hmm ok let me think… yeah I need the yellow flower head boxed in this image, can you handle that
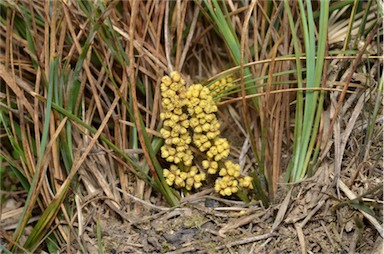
[194,182,203,189]
[208,75,235,100]
[175,177,185,187]
[162,76,172,86]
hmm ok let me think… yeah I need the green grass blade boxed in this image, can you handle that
[285,0,329,181]
[12,57,58,249]
[201,0,259,109]
[23,181,70,250]
[295,0,317,181]
[365,72,383,148]
[305,0,329,175]
[0,153,30,190]
[283,0,305,181]
[0,244,13,254]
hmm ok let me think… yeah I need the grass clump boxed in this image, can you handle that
[0,0,381,252]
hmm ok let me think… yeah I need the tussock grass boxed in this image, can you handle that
[0,0,382,252]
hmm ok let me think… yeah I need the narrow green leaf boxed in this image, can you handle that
[16,58,58,250]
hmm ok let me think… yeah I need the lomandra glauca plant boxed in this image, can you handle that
[284,0,329,182]
[159,72,253,200]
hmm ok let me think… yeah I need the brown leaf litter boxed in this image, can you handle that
[72,158,382,254]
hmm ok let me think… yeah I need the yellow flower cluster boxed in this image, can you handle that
[239,175,253,189]
[206,137,230,161]
[214,161,253,196]
[163,165,206,190]
[185,84,230,161]
[159,71,253,197]
[160,72,193,166]
[208,75,235,98]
